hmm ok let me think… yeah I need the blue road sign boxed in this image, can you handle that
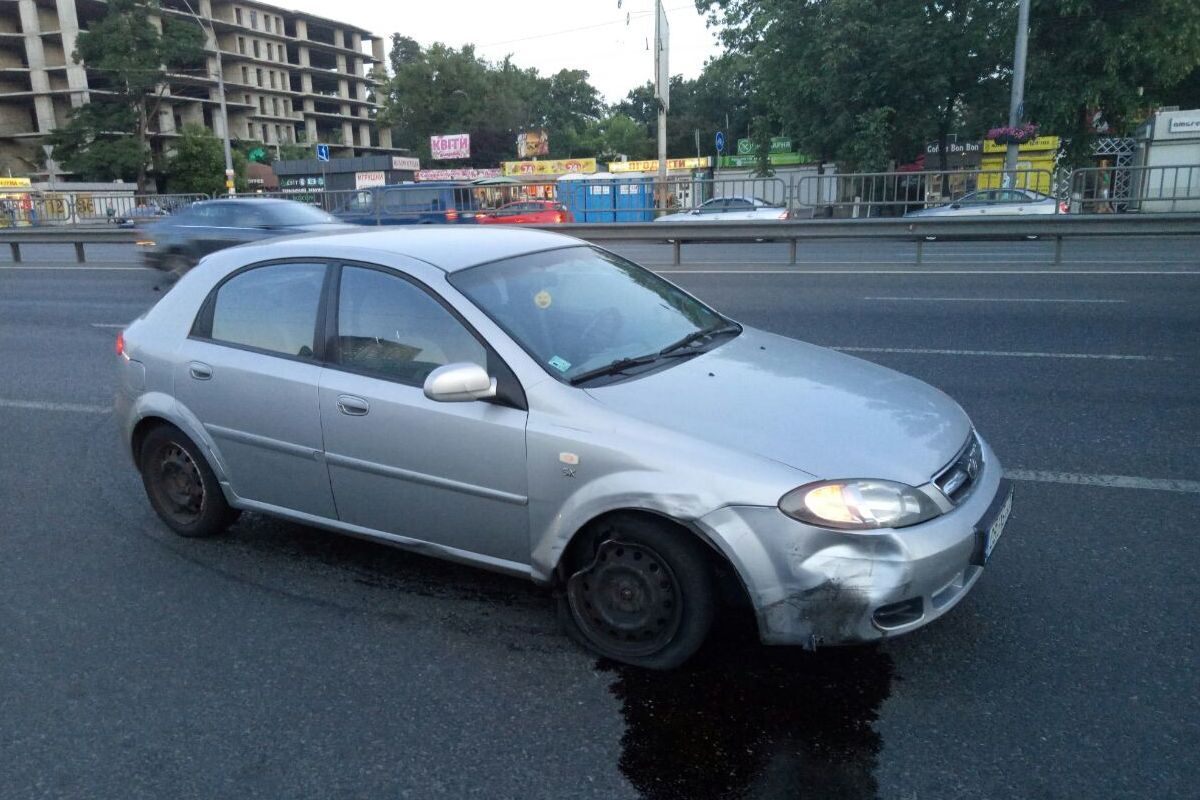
[316,143,330,162]
[715,131,726,153]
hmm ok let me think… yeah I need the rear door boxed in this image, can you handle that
[175,260,336,518]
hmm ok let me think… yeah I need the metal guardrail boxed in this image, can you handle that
[0,226,136,263]
[2,213,1198,267]
[538,213,1200,265]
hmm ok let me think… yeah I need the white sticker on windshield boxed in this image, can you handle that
[548,356,571,372]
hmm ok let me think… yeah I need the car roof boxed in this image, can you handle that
[231,226,582,273]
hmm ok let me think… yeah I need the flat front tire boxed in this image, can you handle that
[139,425,238,538]
[559,515,715,670]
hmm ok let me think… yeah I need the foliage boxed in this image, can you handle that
[377,40,603,164]
[47,0,205,190]
[1025,0,1200,164]
[163,126,247,195]
[702,0,1200,168]
[749,116,775,177]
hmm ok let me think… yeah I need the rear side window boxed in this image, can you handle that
[206,263,326,358]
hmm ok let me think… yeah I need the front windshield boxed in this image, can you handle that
[449,246,729,383]
[266,203,339,225]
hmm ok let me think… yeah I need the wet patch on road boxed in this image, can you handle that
[603,619,893,800]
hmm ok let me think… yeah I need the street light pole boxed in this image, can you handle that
[1003,0,1031,188]
[180,0,235,195]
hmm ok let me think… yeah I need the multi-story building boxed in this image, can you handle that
[0,0,395,178]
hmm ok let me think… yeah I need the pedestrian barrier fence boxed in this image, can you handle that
[1068,164,1200,214]
[0,192,208,227]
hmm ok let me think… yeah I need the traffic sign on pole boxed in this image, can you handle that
[316,144,330,162]
[715,131,726,154]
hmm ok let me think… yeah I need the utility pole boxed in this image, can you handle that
[1003,0,1031,188]
[654,0,668,209]
[181,0,235,195]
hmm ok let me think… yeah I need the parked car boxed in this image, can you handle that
[331,182,481,225]
[655,196,792,222]
[116,227,1011,669]
[477,200,574,225]
[904,188,1068,217]
[137,198,349,276]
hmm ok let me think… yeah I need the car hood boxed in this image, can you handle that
[584,327,971,486]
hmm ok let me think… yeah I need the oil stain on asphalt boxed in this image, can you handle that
[603,622,894,800]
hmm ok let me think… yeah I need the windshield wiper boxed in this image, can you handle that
[658,321,742,356]
[568,354,661,386]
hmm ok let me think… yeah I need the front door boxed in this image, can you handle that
[174,260,336,519]
[318,263,530,566]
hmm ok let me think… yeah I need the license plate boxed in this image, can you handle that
[984,489,1013,561]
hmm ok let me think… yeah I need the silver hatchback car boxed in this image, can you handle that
[116,228,1012,668]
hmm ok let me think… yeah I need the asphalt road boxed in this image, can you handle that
[1,240,1197,799]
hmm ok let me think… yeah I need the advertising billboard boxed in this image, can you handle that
[431,133,471,160]
[391,156,421,171]
[502,158,597,177]
[516,130,550,158]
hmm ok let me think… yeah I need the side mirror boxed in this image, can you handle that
[423,362,497,403]
[690,209,702,215]
[950,203,961,209]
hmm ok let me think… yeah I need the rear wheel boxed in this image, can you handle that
[140,426,238,538]
[559,515,715,669]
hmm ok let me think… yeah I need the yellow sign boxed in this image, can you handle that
[982,135,1060,154]
[0,177,32,188]
[607,157,712,173]
[502,158,597,177]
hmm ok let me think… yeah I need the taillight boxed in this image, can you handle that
[115,331,125,357]
[446,209,459,222]
[1058,201,1069,214]
[777,210,790,220]
[555,212,564,223]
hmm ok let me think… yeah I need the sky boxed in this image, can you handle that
[280,0,723,103]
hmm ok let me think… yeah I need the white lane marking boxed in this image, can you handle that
[89,323,127,328]
[831,346,1171,361]
[862,296,1125,303]
[0,398,109,414]
[1007,469,1200,494]
[0,265,149,271]
[657,269,1200,275]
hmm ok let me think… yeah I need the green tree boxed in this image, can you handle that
[377,38,607,165]
[47,0,205,190]
[1025,0,1200,164]
[163,126,246,195]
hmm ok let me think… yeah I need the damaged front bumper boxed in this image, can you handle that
[695,445,1009,647]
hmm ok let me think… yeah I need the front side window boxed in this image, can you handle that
[335,266,486,385]
[449,246,729,384]
[208,263,325,358]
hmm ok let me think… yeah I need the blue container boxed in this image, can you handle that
[556,173,589,221]
[580,173,617,223]
[614,174,653,222]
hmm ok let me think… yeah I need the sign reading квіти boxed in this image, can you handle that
[431,134,470,160]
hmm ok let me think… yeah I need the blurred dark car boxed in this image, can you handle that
[477,200,574,225]
[137,198,350,276]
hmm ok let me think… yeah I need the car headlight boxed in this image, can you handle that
[779,479,941,530]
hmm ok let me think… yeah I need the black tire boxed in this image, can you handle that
[139,425,239,538]
[558,514,715,670]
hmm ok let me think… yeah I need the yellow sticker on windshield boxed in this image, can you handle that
[534,290,552,309]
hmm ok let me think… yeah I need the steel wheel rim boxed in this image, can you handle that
[567,539,684,658]
[154,443,205,525]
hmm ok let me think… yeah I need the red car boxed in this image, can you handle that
[477,200,574,224]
